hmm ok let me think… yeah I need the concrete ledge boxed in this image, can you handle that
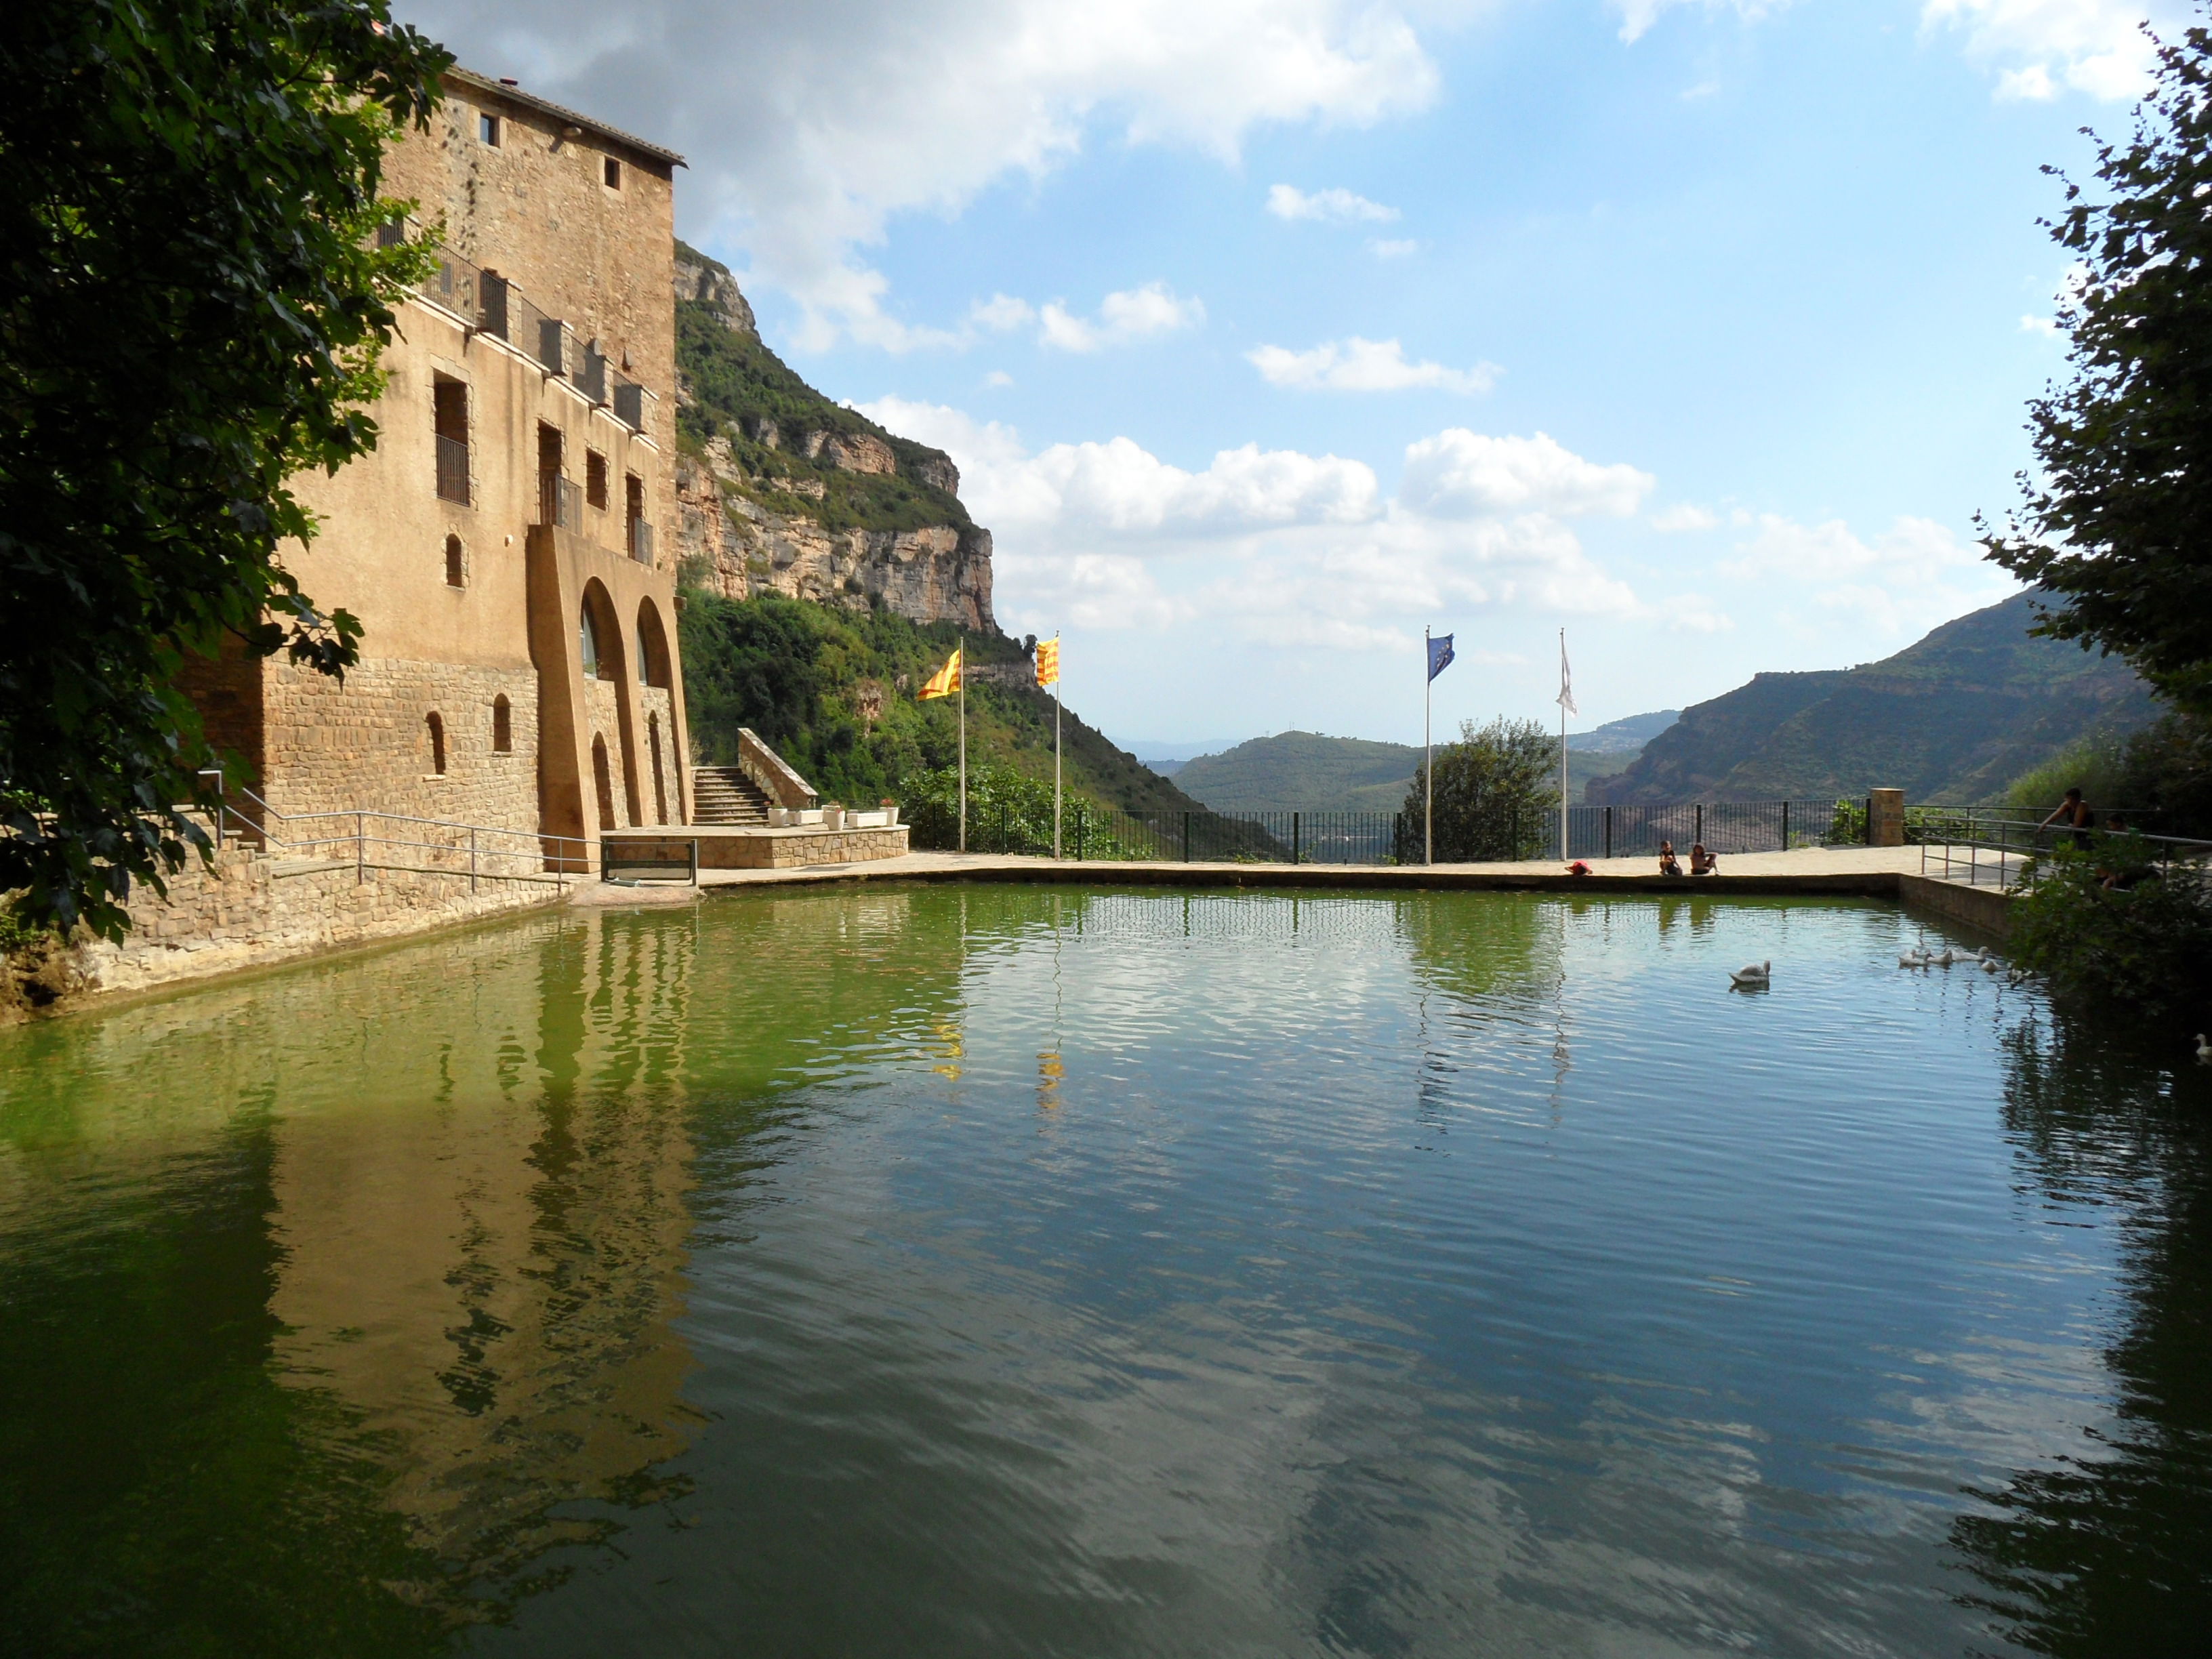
[1898,872,2015,938]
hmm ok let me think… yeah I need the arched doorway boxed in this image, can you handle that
[592,733,617,834]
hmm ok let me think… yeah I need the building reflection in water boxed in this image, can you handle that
[1950,1017,2212,1655]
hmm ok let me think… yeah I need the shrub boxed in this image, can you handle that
[1402,718,1558,861]
[2009,836,2212,1026]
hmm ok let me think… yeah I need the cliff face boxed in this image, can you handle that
[670,243,996,633]
[674,447,996,630]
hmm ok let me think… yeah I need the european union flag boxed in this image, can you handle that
[1427,633,1455,682]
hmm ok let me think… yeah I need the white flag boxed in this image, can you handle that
[1557,629,1577,718]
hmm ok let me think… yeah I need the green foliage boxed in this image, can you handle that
[1176,731,1418,813]
[1984,25,2212,715]
[2005,712,2212,839]
[903,764,1061,853]
[677,592,1206,817]
[1829,797,1868,844]
[0,0,451,939]
[675,299,970,534]
[1404,718,1561,861]
[2010,838,2212,1025]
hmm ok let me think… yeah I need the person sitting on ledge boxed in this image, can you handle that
[1690,842,1719,876]
[1658,840,1683,876]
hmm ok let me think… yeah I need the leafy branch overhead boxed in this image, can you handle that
[0,0,451,938]
[1984,19,2212,715]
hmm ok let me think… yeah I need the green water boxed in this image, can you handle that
[1,886,2209,1657]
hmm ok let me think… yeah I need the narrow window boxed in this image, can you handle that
[604,156,621,190]
[625,472,649,562]
[426,712,447,777]
[492,695,512,754]
[444,534,465,588]
[479,112,501,146]
[434,377,469,504]
[586,449,609,510]
[537,423,565,527]
[579,602,604,679]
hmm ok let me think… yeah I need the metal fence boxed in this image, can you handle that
[1918,814,2212,893]
[209,783,597,886]
[914,797,1877,865]
[435,433,470,504]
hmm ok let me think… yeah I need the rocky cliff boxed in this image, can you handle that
[670,243,996,632]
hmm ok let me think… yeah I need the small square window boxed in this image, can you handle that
[479,112,500,146]
[604,157,621,189]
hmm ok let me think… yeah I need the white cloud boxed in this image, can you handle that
[1400,430,1654,519]
[1922,1,2190,102]
[970,293,1037,332]
[1368,237,1420,258]
[855,398,1652,640]
[983,369,1015,387]
[400,0,1443,350]
[1612,1,1786,46]
[1651,502,1719,532]
[1247,337,1498,393]
[1038,283,1206,352]
[1266,182,1400,222]
[1719,512,2015,635]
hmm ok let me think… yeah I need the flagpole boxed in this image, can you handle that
[1559,628,1569,863]
[1424,627,1433,867]
[958,632,967,855]
[1052,636,1063,861]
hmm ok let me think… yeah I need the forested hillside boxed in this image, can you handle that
[1591,594,2153,804]
[680,593,1204,816]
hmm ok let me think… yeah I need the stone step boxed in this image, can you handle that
[692,764,773,826]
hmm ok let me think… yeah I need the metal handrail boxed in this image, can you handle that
[209,785,600,889]
[1919,815,2212,892]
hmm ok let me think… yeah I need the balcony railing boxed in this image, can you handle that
[628,515,655,566]
[435,434,470,504]
[576,345,609,405]
[539,472,583,530]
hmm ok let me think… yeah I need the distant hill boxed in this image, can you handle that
[1176,732,1420,813]
[1174,727,1650,814]
[1589,593,2154,806]
[1569,710,1678,754]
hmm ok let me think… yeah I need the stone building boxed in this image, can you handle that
[184,69,691,859]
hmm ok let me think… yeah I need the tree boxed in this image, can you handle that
[0,1,452,939]
[1403,718,1559,863]
[1984,19,2212,715]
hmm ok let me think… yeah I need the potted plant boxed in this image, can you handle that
[880,797,899,827]
[822,801,843,830]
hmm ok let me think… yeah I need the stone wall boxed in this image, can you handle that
[252,657,543,836]
[80,845,569,999]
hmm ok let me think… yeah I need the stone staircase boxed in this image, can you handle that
[691,764,773,825]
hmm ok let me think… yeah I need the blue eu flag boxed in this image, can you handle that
[1427,633,1455,682]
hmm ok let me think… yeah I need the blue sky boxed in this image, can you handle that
[398,0,2186,745]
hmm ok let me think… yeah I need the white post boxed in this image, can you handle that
[958,633,967,855]
[1424,627,1433,867]
[1558,627,1570,863]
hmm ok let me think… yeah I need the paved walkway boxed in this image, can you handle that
[574,843,1968,903]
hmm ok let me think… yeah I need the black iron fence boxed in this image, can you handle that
[435,433,470,504]
[913,797,1878,865]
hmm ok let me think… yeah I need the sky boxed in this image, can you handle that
[394,0,2189,745]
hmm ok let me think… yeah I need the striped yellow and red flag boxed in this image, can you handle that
[1034,635,1059,688]
[918,647,962,700]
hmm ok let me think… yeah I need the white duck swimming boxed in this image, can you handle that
[1729,960,1771,988]
[1899,949,1931,969]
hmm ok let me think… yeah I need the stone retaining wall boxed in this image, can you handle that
[79,845,567,998]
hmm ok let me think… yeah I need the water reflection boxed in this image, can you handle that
[1950,1019,2212,1655]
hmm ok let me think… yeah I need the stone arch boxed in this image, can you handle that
[491,694,512,754]
[578,581,623,681]
[635,597,672,688]
[426,711,447,776]
[579,577,642,825]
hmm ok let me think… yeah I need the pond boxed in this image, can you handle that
[1,886,2208,1656]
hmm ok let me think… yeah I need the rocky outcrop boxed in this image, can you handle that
[675,246,756,339]
[675,449,996,631]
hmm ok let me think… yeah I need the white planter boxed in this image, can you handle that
[766,806,788,827]
[823,806,844,830]
[790,808,824,827]
[879,806,900,827]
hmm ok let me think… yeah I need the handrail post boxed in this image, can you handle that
[356,811,365,884]
[1780,800,1788,852]
[470,827,478,894]
[1292,812,1300,867]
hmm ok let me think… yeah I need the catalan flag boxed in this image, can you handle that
[918,647,962,701]
[1034,636,1059,688]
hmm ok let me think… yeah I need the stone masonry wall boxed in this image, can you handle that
[81,845,568,999]
[255,658,542,836]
